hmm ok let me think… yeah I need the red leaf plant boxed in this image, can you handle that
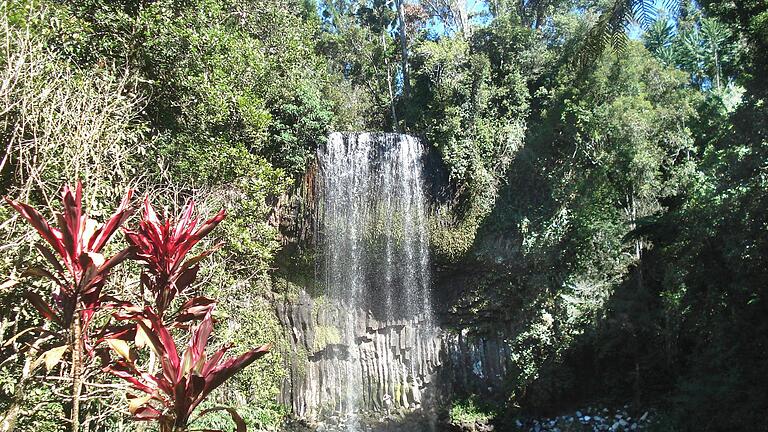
[5,182,134,432]
[124,197,225,316]
[103,305,271,432]
[4,182,134,333]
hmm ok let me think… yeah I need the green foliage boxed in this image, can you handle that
[492,40,697,279]
[32,0,340,179]
[0,367,65,432]
[200,292,288,429]
[645,13,740,90]
[443,27,703,420]
[409,19,539,261]
[431,2,768,429]
[312,325,342,353]
[449,395,497,425]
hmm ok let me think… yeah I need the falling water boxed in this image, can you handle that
[316,132,437,430]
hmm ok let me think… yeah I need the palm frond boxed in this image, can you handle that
[632,0,658,28]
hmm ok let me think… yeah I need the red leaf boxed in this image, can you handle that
[180,244,222,271]
[174,296,216,327]
[174,375,191,424]
[89,189,134,252]
[98,247,134,275]
[24,291,62,326]
[77,252,104,291]
[21,266,65,287]
[194,344,271,410]
[58,183,82,262]
[133,405,163,420]
[34,243,65,276]
[145,308,180,371]
[176,296,216,316]
[125,199,226,317]
[192,209,226,242]
[174,264,199,296]
[4,198,65,258]
[104,361,156,395]
[129,308,180,381]
[135,320,169,361]
[143,196,161,227]
[190,311,214,354]
[187,374,206,402]
[200,344,232,376]
[99,294,133,308]
[180,309,214,380]
[10,184,132,339]
[95,323,137,345]
[175,200,197,241]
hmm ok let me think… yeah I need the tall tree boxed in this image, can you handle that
[396,0,412,99]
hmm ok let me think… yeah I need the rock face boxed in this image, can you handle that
[276,293,514,425]
[277,293,443,422]
[443,331,512,398]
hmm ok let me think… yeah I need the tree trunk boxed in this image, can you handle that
[396,0,411,99]
[159,421,186,432]
[633,360,641,407]
[0,402,20,432]
[714,48,721,90]
[381,32,399,130]
[0,320,47,432]
[454,0,470,35]
[70,314,84,432]
[0,356,29,432]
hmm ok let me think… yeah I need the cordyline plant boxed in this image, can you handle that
[6,186,272,432]
[98,196,270,431]
[124,197,226,316]
[4,182,133,432]
[102,305,270,432]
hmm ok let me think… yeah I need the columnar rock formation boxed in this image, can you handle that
[277,294,442,422]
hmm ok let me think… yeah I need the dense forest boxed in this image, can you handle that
[0,0,767,431]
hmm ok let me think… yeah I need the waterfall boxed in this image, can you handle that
[319,132,432,323]
[301,132,439,429]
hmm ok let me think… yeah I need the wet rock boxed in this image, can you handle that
[514,405,655,432]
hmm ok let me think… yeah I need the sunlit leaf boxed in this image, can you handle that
[42,345,68,371]
[107,338,133,361]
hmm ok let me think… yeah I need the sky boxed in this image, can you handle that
[315,0,679,40]
[421,0,672,39]
[423,0,489,37]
